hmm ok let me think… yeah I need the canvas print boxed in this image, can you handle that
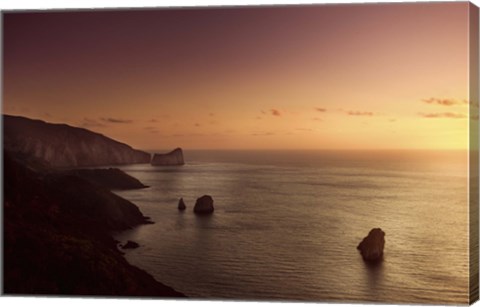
[2,2,479,305]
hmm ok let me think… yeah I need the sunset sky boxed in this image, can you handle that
[3,2,477,150]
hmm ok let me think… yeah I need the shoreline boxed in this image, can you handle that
[3,152,186,297]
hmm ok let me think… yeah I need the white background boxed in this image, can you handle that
[0,0,479,307]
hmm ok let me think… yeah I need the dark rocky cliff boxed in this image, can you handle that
[3,115,151,167]
[63,168,149,190]
[151,148,184,166]
[3,152,185,297]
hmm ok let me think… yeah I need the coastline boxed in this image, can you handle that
[3,152,186,297]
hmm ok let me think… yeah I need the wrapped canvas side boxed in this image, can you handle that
[469,2,479,305]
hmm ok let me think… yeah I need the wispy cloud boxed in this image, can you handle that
[148,119,158,123]
[100,117,133,124]
[419,112,467,119]
[270,109,281,116]
[296,128,313,132]
[346,110,374,116]
[167,133,206,137]
[143,126,160,133]
[422,97,467,106]
[251,132,275,136]
[81,118,106,128]
[315,108,327,112]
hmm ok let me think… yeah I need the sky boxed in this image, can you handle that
[3,2,478,150]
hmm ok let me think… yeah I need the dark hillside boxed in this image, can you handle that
[3,152,184,297]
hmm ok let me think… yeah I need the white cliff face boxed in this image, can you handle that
[151,148,184,166]
[4,115,151,168]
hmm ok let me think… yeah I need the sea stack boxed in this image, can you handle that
[357,228,385,262]
[178,198,186,211]
[151,148,184,166]
[193,195,214,215]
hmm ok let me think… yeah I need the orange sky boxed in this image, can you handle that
[3,2,477,150]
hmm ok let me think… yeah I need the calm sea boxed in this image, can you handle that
[114,150,469,304]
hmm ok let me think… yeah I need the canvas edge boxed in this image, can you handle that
[469,1,480,305]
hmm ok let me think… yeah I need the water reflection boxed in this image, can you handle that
[363,259,384,300]
[194,213,215,229]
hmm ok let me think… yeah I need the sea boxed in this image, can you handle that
[114,150,470,304]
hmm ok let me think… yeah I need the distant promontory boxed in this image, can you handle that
[151,148,185,166]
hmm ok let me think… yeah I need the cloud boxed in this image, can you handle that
[422,97,467,106]
[270,109,281,116]
[315,108,327,112]
[195,123,201,127]
[209,112,215,117]
[296,128,313,131]
[419,112,466,119]
[167,133,206,137]
[312,117,322,121]
[148,119,158,123]
[251,132,275,136]
[100,117,133,124]
[144,126,160,134]
[346,110,374,116]
[81,118,106,128]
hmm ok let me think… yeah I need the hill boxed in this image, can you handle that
[3,115,151,167]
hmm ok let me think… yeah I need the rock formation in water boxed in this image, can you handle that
[65,168,149,190]
[357,228,385,262]
[3,114,151,167]
[122,241,140,249]
[178,198,186,211]
[4,151,184,296]
[193,195,214,214]
[151,148,184,166]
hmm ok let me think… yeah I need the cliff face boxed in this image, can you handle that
[64,168,149,190]
[151,148,184,166]
[3,152,185,297]
[3,115,151,168]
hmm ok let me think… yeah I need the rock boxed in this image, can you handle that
[122,240,140,249]
[178,198,186,211]
[151,148,185,166]
[357,228,385,262]
[66,168,148,190]
[3,114,151,167]
[193,195,214,215]
[4,152,185,297]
